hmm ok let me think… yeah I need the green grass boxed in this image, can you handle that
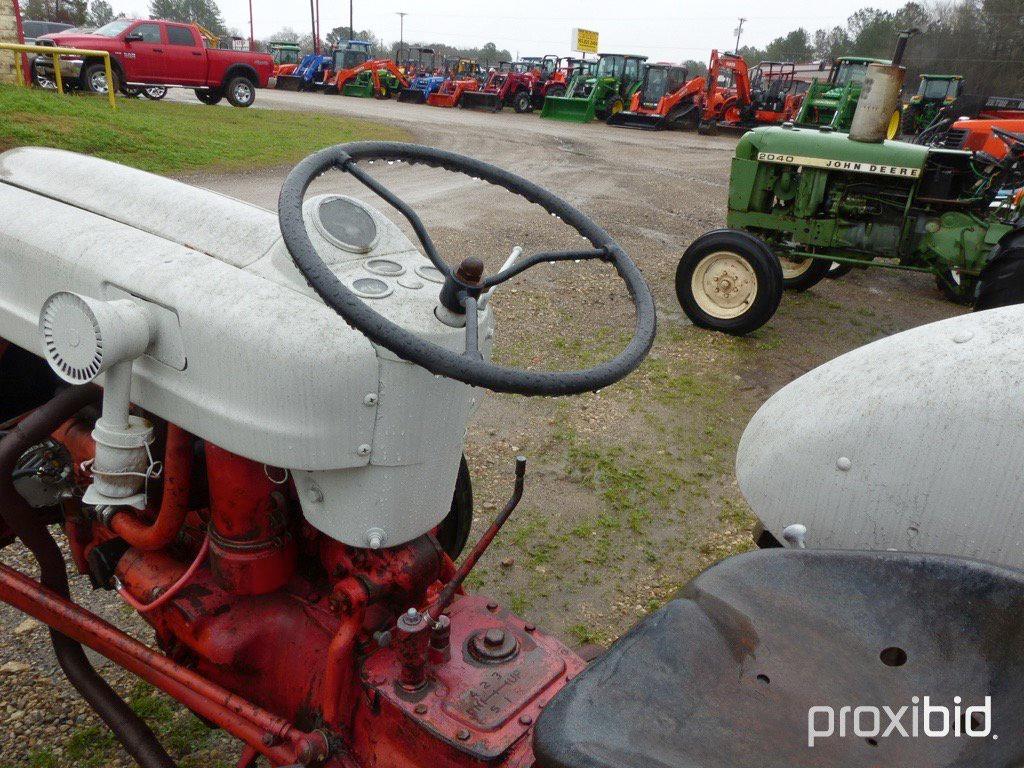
[0,85,408,174]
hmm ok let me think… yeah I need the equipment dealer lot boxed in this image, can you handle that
[0,87,969,766]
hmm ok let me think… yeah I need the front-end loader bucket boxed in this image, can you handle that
[275,75,303,91]
[428,91,461,107]
[607,110,669,129]
[460,90,502,111]
[540,94,597,122]
[397,88,427,103]
[342,81,375,98]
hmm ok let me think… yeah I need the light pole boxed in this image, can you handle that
[248,0,254,51]
[396,12,407,63]
[349,0,354,40]
[734,17,746,54]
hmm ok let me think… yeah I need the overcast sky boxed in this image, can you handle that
[125,0,912,60]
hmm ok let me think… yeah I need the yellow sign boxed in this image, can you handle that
[571,28,599,54]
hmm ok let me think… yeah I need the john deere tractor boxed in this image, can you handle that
[902,74,963,137]
[795,56,895,136]
[674,123,1024,334]
[540,53,647,123]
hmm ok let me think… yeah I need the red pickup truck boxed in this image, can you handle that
[34,18,273,107]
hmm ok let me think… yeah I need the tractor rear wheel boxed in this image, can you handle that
[778,255,832,290]
[975,234,1024,311]
[435,455,473,560]
[676,229,783,336]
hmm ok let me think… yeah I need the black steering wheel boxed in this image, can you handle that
[278,142,656,396]
[992,126,1024,155]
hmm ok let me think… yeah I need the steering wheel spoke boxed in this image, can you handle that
[278,141,655,396]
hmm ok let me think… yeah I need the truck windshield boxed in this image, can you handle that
[93,19,133,37]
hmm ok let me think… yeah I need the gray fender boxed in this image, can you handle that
[737,305,1024,568]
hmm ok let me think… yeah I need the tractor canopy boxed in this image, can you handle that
[735,125,929,176]
[639,64,689,106]
[334,40,373,71]
[831,56,888,86]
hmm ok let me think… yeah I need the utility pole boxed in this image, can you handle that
[309,0,318,53]
[734,17,746,54]
[349,0,354,41]
[248,0,254,51]
[397,12,406,63]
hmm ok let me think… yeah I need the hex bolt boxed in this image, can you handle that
[836,456,852,471]
[366,528,387,549]
[519,714,533,726]
[457,729,471,741]
[415,704,428,715]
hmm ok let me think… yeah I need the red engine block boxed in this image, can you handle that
[5,410,583,767]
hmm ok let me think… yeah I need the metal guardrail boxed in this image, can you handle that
[1,42,117,109]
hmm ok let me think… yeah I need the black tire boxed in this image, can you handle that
[195,88,223,105]
[777,254,832,291]
[435,455,473,560]
[826,262,853,279]
[975,234,1024,311]
[513,90,532,113]
[935,269,976,305]
[225,75,256,108]
[82,62,118,94]
[675,229,784,336]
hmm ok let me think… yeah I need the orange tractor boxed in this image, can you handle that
[324,41,409,98]
[427,58,481,108]
[608,50,746,130]
[718,61,804,128]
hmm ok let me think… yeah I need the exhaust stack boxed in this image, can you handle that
[849,29,916,143]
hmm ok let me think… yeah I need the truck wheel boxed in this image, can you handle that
[975,235,1024,311]
[513,90,532,113]
[675,229,783,336]
[195,88,223,105]
[225,76,256,108]
[143,86,167,100]
[778,255,831,291]
[434,455,473,560]
[82,63,118,94]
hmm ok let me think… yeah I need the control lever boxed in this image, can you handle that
[426,455,525,621]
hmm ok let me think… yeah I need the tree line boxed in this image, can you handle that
[734,0,1022,96]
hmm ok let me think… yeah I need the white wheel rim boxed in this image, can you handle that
[690,251,759,319]
[90,71,109,93]
[234,82,253,102]
[778,256,813,280]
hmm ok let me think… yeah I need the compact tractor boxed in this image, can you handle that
[426,59,481,108]
[459,61,537,112]
[268,41,302,79]
[675,111,1024,333]
[275,52,333,91]
[4,142,1024,768]
[540,52,647,123]
[901,74,963,137]
[795,55,898,137]
[721,61,804,129]
[323,41,408,98]
[397,49,444,103]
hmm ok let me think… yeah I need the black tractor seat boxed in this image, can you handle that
[533,548,1024,768]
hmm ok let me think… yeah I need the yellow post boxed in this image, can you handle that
[50,51,63,96]
[101,56,115,109]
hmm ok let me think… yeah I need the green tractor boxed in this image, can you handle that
[901,74,963,137]
[540,53,647,123]
[674,123,1024,335]
[795,56,899,137]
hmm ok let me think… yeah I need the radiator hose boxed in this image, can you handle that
[0,384,178,768]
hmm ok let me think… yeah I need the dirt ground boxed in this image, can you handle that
[0,90,965,767]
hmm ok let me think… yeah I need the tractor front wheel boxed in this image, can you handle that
[434,455,473,560]
[513,90,532,113]
[778,255,832,290]
[975,234,1024,311]
[935,269,976,305]
[676,229,783,336]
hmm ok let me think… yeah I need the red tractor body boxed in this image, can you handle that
[460,62,538,112]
